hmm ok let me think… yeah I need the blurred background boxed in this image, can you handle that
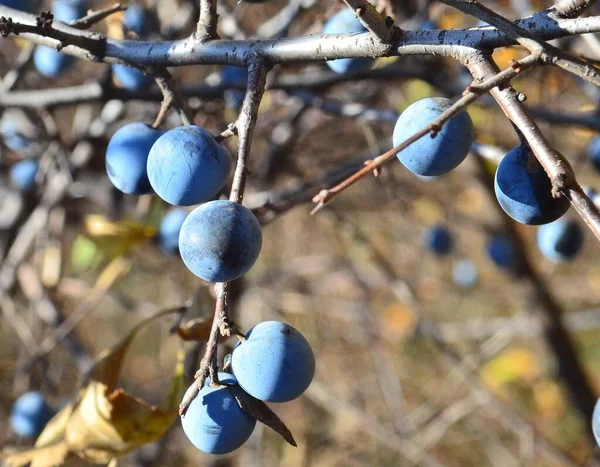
[2,0,600,465]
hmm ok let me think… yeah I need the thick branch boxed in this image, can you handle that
[553,0,595,18]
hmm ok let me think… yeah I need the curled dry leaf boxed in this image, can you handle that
[2,306,186,467]
[174,317,212,341]
[227,384,297,447]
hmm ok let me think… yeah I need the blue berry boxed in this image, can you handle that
[593,399,600,447]
[10,392,53,438]
[322,9,371,74]
[495,145,570,225]
[486,235,516,269]
[180,373,256,454]
[231,321,315,402]
[157,208,187,255]
[220,66,247,110]
[105,122,162,195]
[10,159,39,192]
[147,126,232,206]
[112,64,154,91]
[393,98,474,176]
[33,0,84,78]
[537,219,584,263]
[452,259,478,288]
[422,224,453,256]
[1,119,31,152]
[587,135,600,172]
[179,200,262,282]
[124,3,147,36]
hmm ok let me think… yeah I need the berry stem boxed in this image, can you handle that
[179,57,270,417]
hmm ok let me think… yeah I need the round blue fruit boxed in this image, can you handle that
[494,145,570,225]
[157,208,187,255]
[393,97,474,176]
[0,0,36,11]
[486,235,516,269]
[112,64,153,91]
[322,9,371,74]
[594,399,600,447]
[52,0,85,24]
[106,122,162,195]
[221,66,247,110]
[452,259,478,288]
[147,126,232,206]
[10,392,53,438]
[34,46,75,79]
[587,135,600,172]
[180,373,256,454]
[422,224,453,256]
[537,219,584,263]
[10,159,39,192]
[179,200,262,282]
[232,321,315,403]
[124,3,147,36]
[1,119,31,152]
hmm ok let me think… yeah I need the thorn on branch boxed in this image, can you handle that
[509,59,522,73]
[429,123,441,138]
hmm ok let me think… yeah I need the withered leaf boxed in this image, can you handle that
[174,317,212,341]
[227,385,297,447]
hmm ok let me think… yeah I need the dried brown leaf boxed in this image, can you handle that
[174,317,212,341]
[228,385,297,447]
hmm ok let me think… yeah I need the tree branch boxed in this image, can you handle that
[196,0,218,41]
[342,0,395,43]
[553,0,596,18]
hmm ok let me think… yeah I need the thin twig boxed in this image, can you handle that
[179,57,271,417]
[69,3,127,30]
[153,68,193,127]
[342,0,395,43]
[311,53,540,213]
[196,0,219,41]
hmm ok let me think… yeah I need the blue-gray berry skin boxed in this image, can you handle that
[393,97,474,176]
[179,200,262,282]
[494,145,570,225]
[10,392,53,438]
[587,135,600,172]
[537,219,584,263]
[594,399,600,447]
[10,159,39,192]
[422,224,453,256]
[112,64,154,91]
[180,373,256,454]
[157,208,187,255]
[147,126,232,206]
[322,9,371,74]
[231,321,315,403]
[106,122,162,195]
[124,3,147,36]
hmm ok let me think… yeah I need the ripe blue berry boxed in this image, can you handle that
[179,200,262,282]
[1,119,31,153]
[33,0,83,78]
[322,9,371,74]
[181,373,256,454]
[393,98,474,176]
[495,145,570,225]
[10,392,53,438]
[422,224,453,256]
[231,321,315,403]
[10,159,39,192]
[147,126,232,206]
[105,122,162,195]
[593,399,600,447]
[124,3,148,36]
[112,64,154,91]
[537,219,584,263]
[220,66,247,110]
[587,135,600,172]
[157,208,187,255]
[486,235,517,270]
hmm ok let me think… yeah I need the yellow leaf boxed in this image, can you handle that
[83,215,156,259]
[94,257,131,294]
[481,348,540,390]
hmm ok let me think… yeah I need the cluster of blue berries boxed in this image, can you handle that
[105,122,263,282]
[181,321,315,454]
